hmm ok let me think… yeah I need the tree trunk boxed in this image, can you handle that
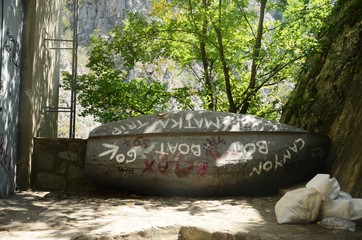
[240,0,267,114]
[200,0,215,111]
[214,0,237,113]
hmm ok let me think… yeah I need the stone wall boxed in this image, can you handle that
[32,138,98,191]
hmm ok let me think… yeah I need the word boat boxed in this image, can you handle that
[85,111,331,196]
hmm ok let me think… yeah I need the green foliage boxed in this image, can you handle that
[64,69,173,123]
[77,75,172,122]
[71,0,334,122]
[63,32,193,123]
[61,17,71,30]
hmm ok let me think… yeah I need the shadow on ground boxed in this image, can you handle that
[0,191,361,240]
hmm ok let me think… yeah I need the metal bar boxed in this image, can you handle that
[43,106,71,109]
[48,48,74,50]
[69,0,79,138]
[42,106,72,113]
[44,38,73,42]
[43,107,71,109]
[46,109,72,113]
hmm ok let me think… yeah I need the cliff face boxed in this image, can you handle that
[281,0,362,197]
[74,0,150,44]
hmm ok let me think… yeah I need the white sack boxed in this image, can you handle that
[320,190,362,221]
[306,174,340,201]
[320,199,354,219]
[351,199,362,220]
[275,188,322,224]
[337,191,352,199]
[275,174,361,224]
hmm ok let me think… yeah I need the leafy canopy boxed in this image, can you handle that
[65,0,334,123]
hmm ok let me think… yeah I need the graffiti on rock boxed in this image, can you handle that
[111,114,278,135]
[98,136,208,175]
[4,29,20,68]
[112,120,149,135]
[142,159,208,175]
[99,143,137,164]
[97,136,273,176]
[118,167,135,174]
[204,136,226,160]
[95,134,318,178]
[249,138,305,176]
[154,142,202,157]
[0,133,13,177]
[215,140,268,166]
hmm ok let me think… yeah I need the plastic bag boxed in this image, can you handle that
[337,191,352,199]
[275,174,336,224]
[275,188,322,224]
[320,192,362,220]
[319,217,356,231]
[275,174,362,224]
[350,198,362,220]
[306,174,340,201]
[320,199,354,219]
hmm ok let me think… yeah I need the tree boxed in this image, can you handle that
[63,33,193,123]
[240,0,267,114]
[70,0,333,122]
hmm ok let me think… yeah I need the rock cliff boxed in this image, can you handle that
[67,0,151,45]
[281,0,362,197]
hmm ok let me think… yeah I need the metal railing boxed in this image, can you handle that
[43,0,79,138]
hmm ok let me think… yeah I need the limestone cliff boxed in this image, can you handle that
[281,0,362,197]
[77,0,150,44]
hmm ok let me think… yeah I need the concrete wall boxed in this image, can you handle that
[1,0,62,197]
[17,0,62,191]
[0,0,24,197]
[32,138,102,191]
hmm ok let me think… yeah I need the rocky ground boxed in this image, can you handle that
[0,191,361,240]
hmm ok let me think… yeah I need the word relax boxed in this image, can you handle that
[143,159,208,175]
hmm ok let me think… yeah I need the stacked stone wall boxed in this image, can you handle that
[32,138,99,191]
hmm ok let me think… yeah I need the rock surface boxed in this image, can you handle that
[69,0,151,45]
[281,0,362,197]
[0,191,361,240]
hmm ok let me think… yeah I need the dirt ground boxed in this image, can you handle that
[0,191,361,240]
